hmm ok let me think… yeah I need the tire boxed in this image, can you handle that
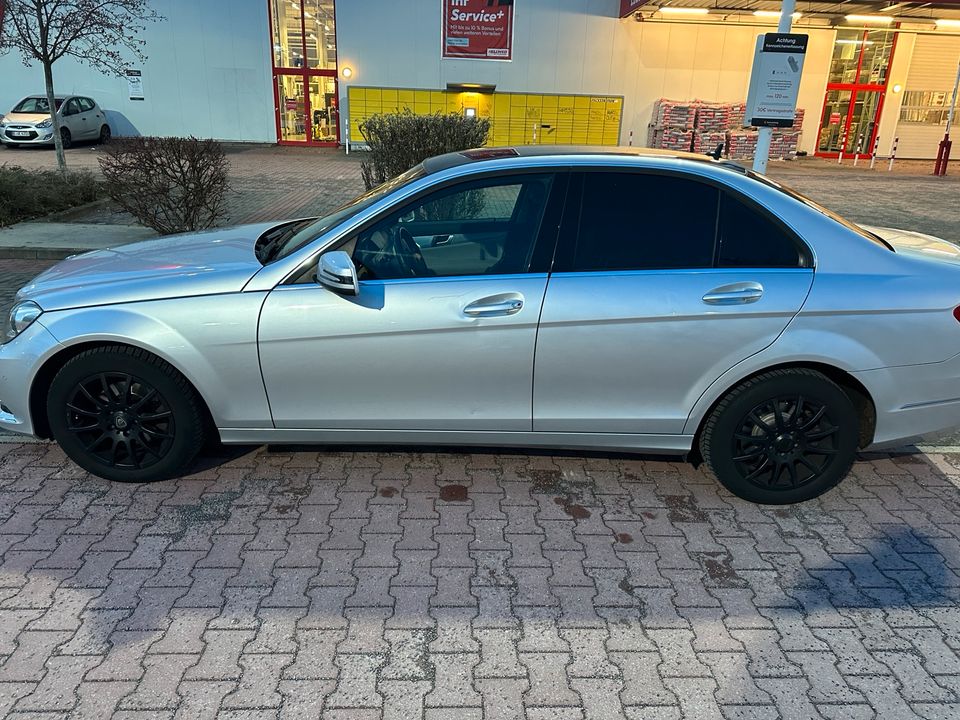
[47,346,206,483]
[98,125,111,144]
[699,368,859,504]
[60,127,72,149]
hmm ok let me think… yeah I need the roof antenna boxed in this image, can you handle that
[706,143,724,161]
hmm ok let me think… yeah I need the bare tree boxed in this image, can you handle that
[0,0,162,172]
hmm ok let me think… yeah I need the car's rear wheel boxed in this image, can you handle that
[60,127,72,149]
[699,368,859,504]
[47,346,206,483]
[98,125,111,144]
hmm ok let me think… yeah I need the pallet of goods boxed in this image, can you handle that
[651,99,698,130]
[695,103,731,133]
[693,131,728,155]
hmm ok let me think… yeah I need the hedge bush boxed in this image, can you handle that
[98,136,230,235]
[359,110,490,190]
[0,166,101,227]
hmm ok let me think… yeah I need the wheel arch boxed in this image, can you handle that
[687,361,877,463]
[30,340,218,441]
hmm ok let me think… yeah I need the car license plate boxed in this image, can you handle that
[11,131,30,138]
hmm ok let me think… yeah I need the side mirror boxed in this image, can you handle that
[317,250,359,295]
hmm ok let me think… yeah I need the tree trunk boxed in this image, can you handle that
[43,61,67,173]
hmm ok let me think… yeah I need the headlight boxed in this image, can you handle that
[35,118,53,129]
[6,301,42,342]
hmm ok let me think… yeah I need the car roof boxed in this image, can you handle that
[421,145,746,175]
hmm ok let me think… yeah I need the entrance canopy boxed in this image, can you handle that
[619,0,960,21]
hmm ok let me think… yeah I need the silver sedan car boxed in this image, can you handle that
[0,95,111,148]
[2,147,959,503]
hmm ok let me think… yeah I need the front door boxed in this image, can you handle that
[258,171,563,430]
[533,171,814,435]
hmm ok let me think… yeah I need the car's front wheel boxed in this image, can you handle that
[47,346,206,482]
[60,127,72,149]
[699,368,859,504]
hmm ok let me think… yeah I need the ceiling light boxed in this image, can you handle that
[845,15,893,24]
[836,39,875,45]
[753,10,802,19]
[935,19,960,28]
[341,67,353,79]
[657,7,710,15]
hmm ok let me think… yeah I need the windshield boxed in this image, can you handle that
[267,164,428,263]
[12,97,63,114]
[749,171,893,251]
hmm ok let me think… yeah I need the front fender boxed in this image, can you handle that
[38,293,272,429]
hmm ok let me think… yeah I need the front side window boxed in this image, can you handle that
[348,174,554,280]
[717,193,804,268]
[571,173,718,271]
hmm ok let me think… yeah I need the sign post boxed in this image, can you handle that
[747,0,802,174]
[442,0,514,61]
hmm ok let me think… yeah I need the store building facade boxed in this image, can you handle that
[1,0,958,159]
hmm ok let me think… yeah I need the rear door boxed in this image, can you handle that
[78,98,101,138]
[533,170,814,435]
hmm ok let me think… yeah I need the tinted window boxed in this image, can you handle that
[717,193,803,267]
[79,98,96,112]
[348,174,554,280]
[573,173,718,271]
[63,99,80,116]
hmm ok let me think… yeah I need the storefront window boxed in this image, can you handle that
[304,0,337,70]
[271,0,305,68]
[828,30,862,85]
[899,91,957,125]
[859,31,895,86]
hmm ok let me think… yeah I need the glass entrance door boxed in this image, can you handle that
[816,28,896,159]
[817,89,884,157]
[269,0,339,146]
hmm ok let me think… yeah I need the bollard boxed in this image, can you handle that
[838,128,848,164]
[869,135,880,169]
[853,134,864,167]
[888,136,899,172]
[628,129,634,147]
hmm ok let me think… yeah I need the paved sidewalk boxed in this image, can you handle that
[0,223,156,259]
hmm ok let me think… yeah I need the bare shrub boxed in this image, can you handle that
[359,110,490,190]
[98,136,229,235]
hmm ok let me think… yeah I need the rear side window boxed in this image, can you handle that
[79,98,96,112]
[572,173,718,271]
[717,193,804,267]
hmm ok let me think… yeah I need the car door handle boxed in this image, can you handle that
[702,282,764,305]
[463,297,524,317]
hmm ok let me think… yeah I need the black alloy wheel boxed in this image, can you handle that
[732,395,839,490]
[64,372,175,471]
[700,368,859,504]
[98,125,111,144]
[48,346,206,482]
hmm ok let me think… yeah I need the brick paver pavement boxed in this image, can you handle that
[0,442,959,719]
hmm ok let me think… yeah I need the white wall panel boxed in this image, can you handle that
[0,0,275,142]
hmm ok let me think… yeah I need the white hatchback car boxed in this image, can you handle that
[0,95,111,148]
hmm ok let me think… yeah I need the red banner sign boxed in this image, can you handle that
[443,0,514,61]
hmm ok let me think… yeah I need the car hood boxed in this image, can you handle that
[861,225,960,263]
[4,112,50,125]
[18,222,281,311]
